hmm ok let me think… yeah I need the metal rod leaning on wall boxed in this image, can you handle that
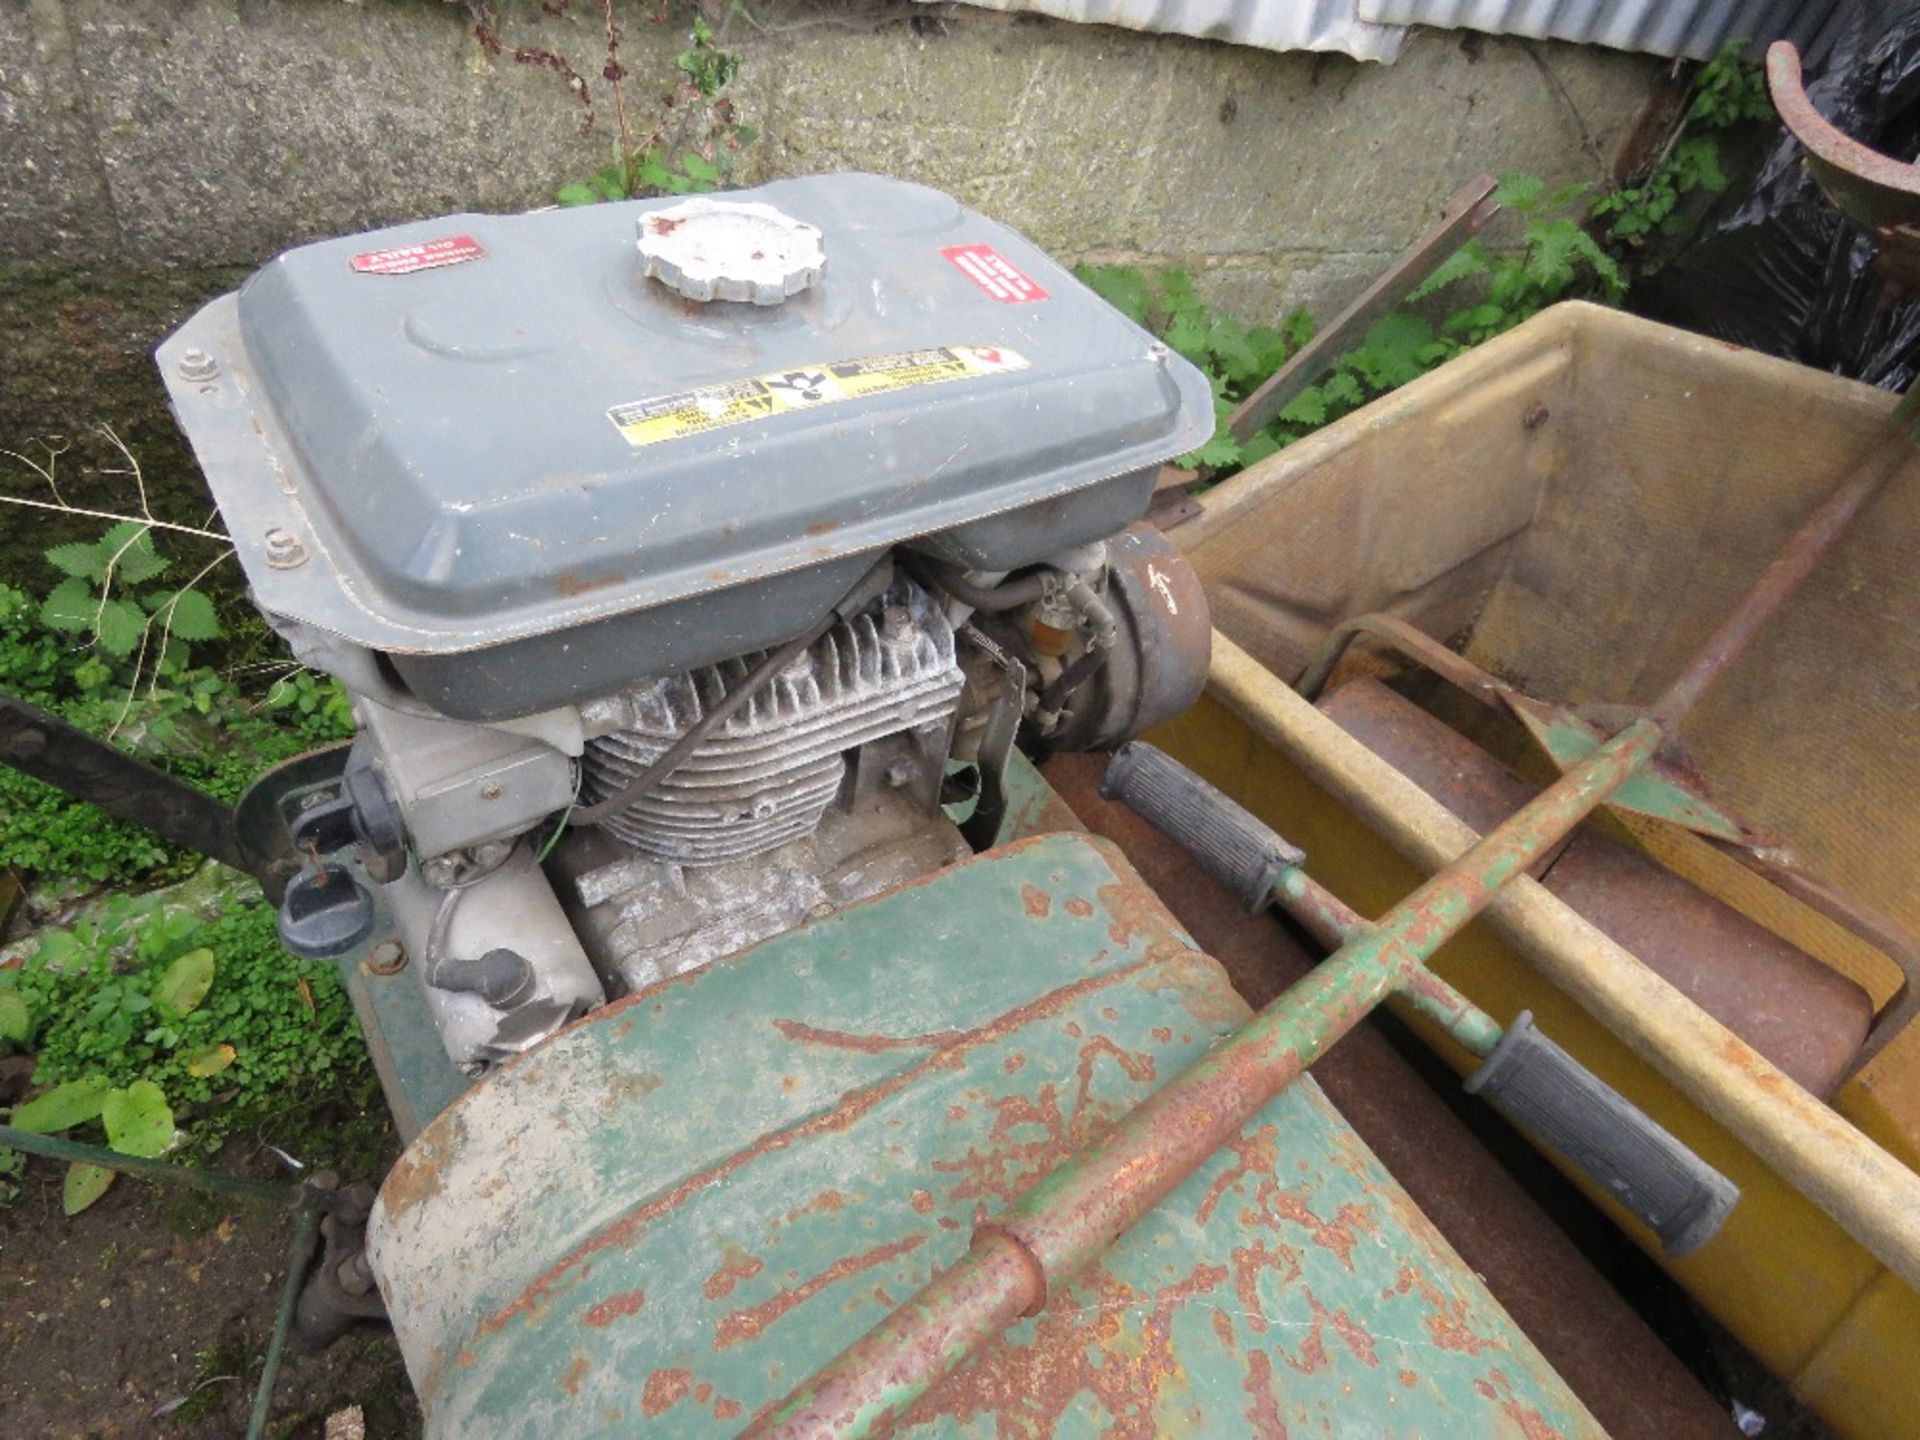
[1151,172,1502,502]
[747,716,1666,1439]
[1207,632,1920,1294]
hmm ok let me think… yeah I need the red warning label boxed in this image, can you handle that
[941,244,1050,304]
[350,235,486,276]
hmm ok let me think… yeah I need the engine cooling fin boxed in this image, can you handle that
[579,582,963,864]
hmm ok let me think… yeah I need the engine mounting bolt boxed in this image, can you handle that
[881,604,914,641]
[885,761,914,788]
[177,347,219,382]
[263,527,308,569]
[365,939,408,977]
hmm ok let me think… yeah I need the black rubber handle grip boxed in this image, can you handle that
[1102,742,1305,910]
[1466,1011,1740,1257]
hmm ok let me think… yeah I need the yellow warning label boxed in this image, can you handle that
[608,345,1029,450]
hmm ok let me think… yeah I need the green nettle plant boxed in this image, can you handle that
[1592,38,1774,245]
[1077,173,1625,478]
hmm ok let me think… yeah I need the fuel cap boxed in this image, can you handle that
[636,197,825,305]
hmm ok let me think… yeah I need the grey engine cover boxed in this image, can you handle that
[156,173,1213,721]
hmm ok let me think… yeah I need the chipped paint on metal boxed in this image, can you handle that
[368,832,1600,1438]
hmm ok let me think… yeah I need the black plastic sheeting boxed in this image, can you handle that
[1634,1,1920,391]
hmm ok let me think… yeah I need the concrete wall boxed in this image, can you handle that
[0,0,1658,553]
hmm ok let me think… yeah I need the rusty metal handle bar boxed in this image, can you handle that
[754,384,1919,1434]
[1210,632,1920,1297]
[746,714,1664,1439]
[1104,740,1737,1257]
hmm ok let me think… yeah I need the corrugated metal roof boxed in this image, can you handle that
[917,0,1408,61]
[1354,0,1843,60]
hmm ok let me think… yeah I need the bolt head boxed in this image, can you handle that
[479,781,504,801]
[263,527,308,569]
[177,347,219,382]
[364,938,408,977]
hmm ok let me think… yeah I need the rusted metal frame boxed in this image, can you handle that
[1270,865,1506,1057]
[1294,610,1515,706]
[1151,173,1502,501]
[749,717,1662,1440]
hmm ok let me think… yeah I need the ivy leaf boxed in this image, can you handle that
[40,577,97,634]
[93,598,146,657]
[159,588,220,642]
[44,542,103,581]
[0,991,29,1044]
[63,1162,115,1216]
[10,1076,112,1134]
[102,1081,174,1159]
[34,930,86,973]
[555,182,600,207]
[680,152,720,183]
[154,948,216,1017]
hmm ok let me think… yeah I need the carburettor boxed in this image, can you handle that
[159,174,1216,1074]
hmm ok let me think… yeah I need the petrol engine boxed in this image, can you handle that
[159,174,1215,1073]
